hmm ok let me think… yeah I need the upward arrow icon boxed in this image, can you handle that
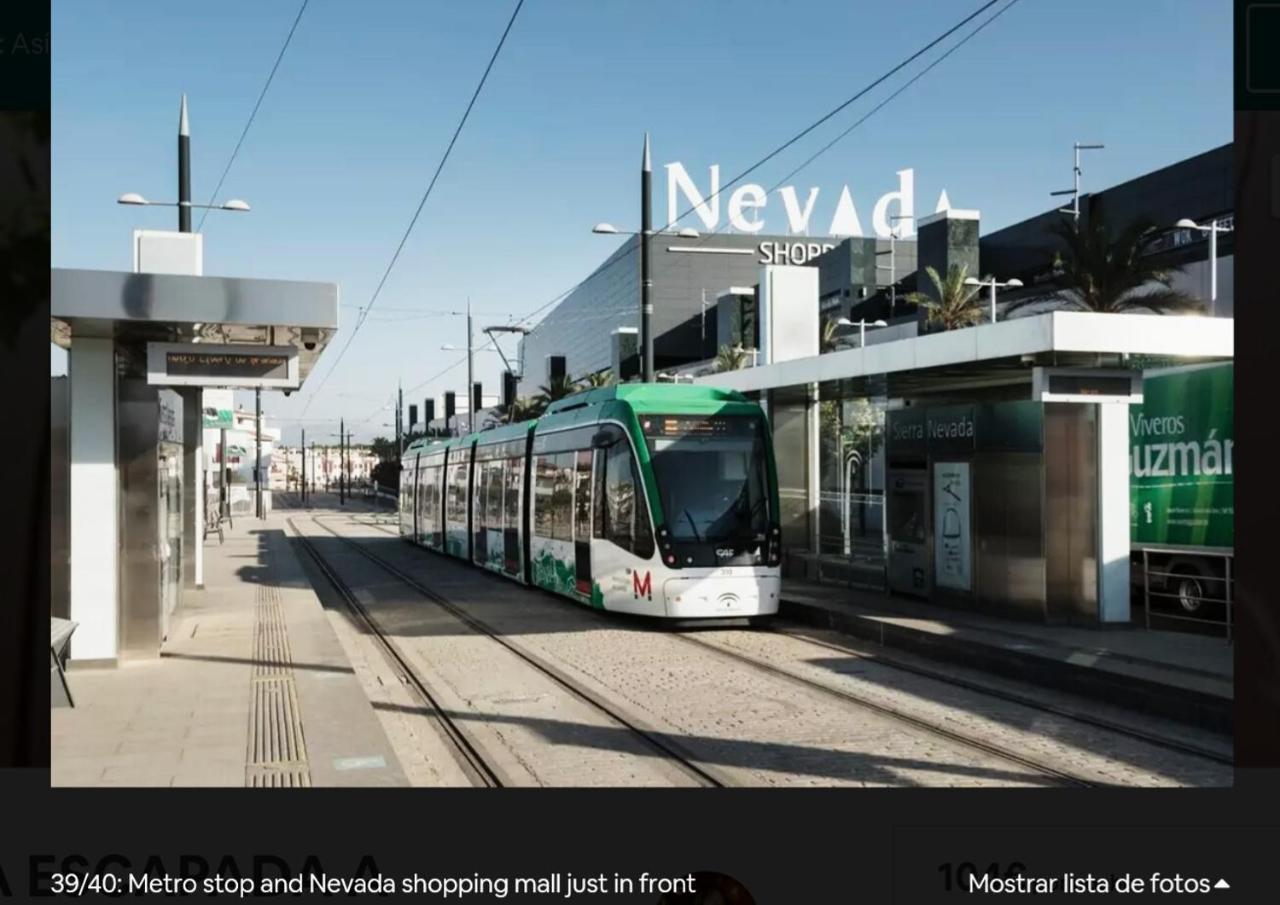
[1214,879,1230,890]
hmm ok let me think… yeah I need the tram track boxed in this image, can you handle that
[286,517,504,787]
[668,631,1099,788]
[292,514,731,788]
[311,502,1228,786]
[760,627,1233,767]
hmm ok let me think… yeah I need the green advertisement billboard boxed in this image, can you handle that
[1130,363,1233,549]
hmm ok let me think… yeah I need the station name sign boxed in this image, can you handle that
[147,342,300,389]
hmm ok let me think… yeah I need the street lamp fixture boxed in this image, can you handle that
[964,276,1024,324]
[1175,218,1232,315]
[118,192,251,212]
[836,317,888,348]
[593,223,699,239]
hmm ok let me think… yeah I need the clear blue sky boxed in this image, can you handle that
[51,0,1231,444]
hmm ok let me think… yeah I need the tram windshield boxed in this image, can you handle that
[641,414,771,543]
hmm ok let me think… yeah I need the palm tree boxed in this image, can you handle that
[820,317,845,352]
[903,264,987,330]
[713,344,750,373]
[1010,209,1202,315]
[578,368,614,388]
[500,396,539,423]
[534,374,580,410]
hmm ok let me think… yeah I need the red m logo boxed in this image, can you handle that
[632,570,652,600]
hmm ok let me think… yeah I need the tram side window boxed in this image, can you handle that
[486,459,504,528]
[419,465,433,522]
[445,465,457,521]
[573,450,592,542]
[447,463,468,522]
[504,456,521,528]
[534,455,555,537]
[601,441,654,558]
[473,462,487,529]
[551,452,574,542]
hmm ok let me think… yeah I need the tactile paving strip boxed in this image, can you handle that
[245,585,312,788]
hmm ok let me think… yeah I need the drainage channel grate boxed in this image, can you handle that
[246,585,312,787]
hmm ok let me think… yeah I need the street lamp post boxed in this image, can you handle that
[1175,218,1232,316]
[964,276,1024,323]
[592,213,699,382]
[1050,141,1104,224]
[254,387,263,519]
[875,214,913,317]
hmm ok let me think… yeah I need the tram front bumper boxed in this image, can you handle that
[662,575,780,618]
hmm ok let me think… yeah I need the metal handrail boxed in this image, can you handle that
[1142,548,1234,641]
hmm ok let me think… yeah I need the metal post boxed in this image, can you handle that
[178,94,191,233]
[218,427,227,520]
[1209,220,1218,316]
[396,382,403,454]
[301,427,306,506]
[990,278,998,324]
[889,235,896,316]
[1143,548,1151,631]
[1225,554,1233,642]
[466,298,474,433]
[641,132,654,383]
[339,418,345,505]
[1073,143,1080,225]
[254,387,262,519]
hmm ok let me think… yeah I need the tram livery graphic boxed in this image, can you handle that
[399,385,782,619]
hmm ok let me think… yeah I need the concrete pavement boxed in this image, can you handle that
[51,506,409,787]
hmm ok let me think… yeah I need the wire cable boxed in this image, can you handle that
[197,0,310,230]
[506,0,1006,340]
[301,0,525,417]
[688,0,1023,251]
[657,0,1000,233]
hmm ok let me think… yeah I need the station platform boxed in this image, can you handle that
[50,504,409,788]
[779,581,1233,734]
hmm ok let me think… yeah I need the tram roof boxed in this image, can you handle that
[400,384,761,462]
[542,383,752,415]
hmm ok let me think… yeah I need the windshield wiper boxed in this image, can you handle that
[682,509,702,542]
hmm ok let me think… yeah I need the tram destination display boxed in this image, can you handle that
[146,342,300,389]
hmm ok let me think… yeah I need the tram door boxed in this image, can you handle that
[573,450,594,595]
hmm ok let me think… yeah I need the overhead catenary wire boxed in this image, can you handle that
[507,0,1015,340]
[300,0,525,419]
[684,0,1024,252]
[197,0,310,231]
[345,0,1016,423]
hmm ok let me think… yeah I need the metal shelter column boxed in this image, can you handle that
[181,388,204,589]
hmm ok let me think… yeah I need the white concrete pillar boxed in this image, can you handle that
[1097,401,1131,622]
[69,337,118,662]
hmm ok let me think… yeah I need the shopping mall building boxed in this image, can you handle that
[515,144,1234,627]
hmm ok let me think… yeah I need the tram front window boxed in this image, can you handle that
[642,414,770,544]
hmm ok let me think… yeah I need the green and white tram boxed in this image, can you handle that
[398,384,782,619]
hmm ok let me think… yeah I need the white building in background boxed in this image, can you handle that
[272,444,379,491]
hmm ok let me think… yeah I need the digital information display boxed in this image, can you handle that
[147,342,300,389]
[640,415,759,438]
